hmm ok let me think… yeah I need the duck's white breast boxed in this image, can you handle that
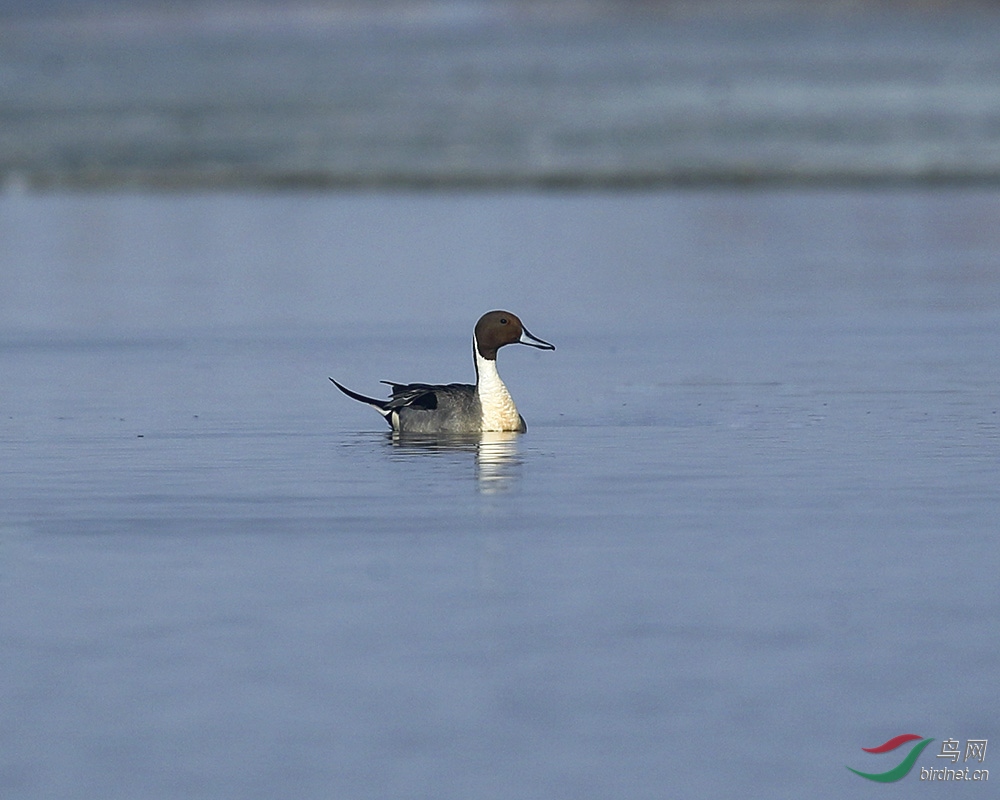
[475,351,524,432]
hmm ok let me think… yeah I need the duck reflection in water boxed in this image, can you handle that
[387,430,522,493]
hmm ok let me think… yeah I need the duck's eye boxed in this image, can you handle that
[500,318,508,324]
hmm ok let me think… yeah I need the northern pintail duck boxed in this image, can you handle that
[331,310,555,433]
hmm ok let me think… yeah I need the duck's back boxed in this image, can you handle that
[388,382,482,434]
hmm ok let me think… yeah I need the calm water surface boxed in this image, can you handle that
[1,189,998,798]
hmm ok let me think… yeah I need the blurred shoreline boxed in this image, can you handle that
[3,0,1000,189]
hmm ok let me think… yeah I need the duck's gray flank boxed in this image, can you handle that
[331,310,555,434]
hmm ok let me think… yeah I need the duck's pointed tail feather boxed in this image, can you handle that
[330,378,392,419]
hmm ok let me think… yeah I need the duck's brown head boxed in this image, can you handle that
[474,310,555,361]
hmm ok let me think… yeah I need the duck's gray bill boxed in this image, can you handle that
[519,327,556,350]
